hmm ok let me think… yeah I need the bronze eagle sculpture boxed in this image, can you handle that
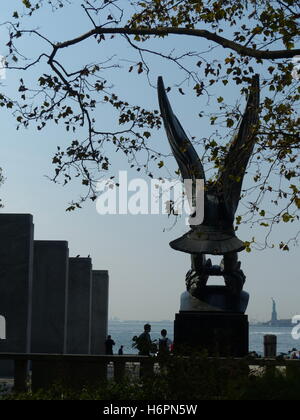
[157,75,260,309]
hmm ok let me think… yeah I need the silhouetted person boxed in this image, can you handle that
[105,335,115,355]
[118,345,124,355]
[136,323,153,356]
[158,329,172,356]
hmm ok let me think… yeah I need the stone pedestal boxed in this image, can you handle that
[66,258,92,354]
[264,335,277,358]
[90,270,109,355]
[31,241,69,354]
[174,311,249,357]
[0,214,34,377]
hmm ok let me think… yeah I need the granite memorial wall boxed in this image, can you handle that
[0,213,109,377]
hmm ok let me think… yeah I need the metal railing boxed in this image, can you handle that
[1,352,300,393]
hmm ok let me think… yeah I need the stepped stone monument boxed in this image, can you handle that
[0,213,109,380]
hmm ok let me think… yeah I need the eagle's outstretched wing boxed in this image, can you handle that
[217,75,260,219]
[157,76,205,183]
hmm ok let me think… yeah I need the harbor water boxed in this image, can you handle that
[108,320,300,356]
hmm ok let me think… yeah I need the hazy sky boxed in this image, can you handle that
[0,1,299,323]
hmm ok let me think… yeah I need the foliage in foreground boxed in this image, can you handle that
[2,355,300,400]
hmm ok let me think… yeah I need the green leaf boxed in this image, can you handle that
[226,118,234,128]
[282,213,292,223]
[22,0,32,8]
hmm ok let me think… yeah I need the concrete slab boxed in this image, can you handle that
[66,258,92,354]
[90,270,109,355]
[31,241,69,354]
[0,214,34,377]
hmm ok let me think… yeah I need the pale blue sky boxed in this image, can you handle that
[0,1,299,323]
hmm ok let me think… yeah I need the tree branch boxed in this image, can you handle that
[52,26,300,60]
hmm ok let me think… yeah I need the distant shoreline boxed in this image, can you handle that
[108,319,292,327]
